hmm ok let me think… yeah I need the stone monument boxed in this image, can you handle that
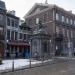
[30,20,51,59]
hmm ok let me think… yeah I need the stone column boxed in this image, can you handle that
[17,46,19,57]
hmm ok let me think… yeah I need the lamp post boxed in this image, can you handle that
[12,52,15,71]
[12,44,15,71]
[49,39,51,55]
[4,39,8,58]
[5,39,9,58]
[29,41,31,68]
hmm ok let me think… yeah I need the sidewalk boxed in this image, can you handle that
[54,56,75,60]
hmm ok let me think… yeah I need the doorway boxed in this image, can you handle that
[55,38,63,56]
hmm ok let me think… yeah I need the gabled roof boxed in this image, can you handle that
[24,3,75,19]
[24,3,55,18]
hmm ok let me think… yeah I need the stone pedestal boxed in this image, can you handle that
[30,33,51,59]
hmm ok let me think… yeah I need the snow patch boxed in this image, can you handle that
[0,59,53,72]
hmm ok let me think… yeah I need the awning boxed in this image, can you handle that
[7,41,30,46]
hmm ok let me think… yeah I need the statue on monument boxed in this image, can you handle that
[38,20,43,29]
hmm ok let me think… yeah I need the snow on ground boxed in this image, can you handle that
[0,59,53,72]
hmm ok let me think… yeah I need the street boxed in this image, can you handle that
[27,58,75,75]
[1,58,75,75]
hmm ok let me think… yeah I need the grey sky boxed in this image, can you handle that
[2,0,75,20]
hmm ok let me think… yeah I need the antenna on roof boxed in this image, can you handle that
[45,0,48,4]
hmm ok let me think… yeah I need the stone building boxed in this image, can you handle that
[0,1,30,58]
[5,12,30,58]
[0,1,6,57]
[30,20,51,58]
[24,3,75,57]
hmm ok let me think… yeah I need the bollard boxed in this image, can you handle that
[12,60,14,71]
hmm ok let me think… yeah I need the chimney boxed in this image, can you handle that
[7,10,16,16]
[45,0,48,4]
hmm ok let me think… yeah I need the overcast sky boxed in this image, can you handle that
[2,0,75,20]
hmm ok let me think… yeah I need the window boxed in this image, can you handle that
[11,31,14,40]
[7,17,10,26]
[66,18,69,24]
[0,27,4,38]
[56,13,59,20]
[67,29,69,38]
[19,33,23,39]
[29,19,32,25]
[15,32,18,40]
[71,30,73,38]
[36,18,39,24]
[24,34,26,40]
[43,14,47,22]
[74,21,75,25]
[11,19,14,27]
[56,26,59,34]
[0,14,3,20]
[15,20,18,28]
[62,28,65,36]
[7,30,10,40]
[0,27,3,31]
[70,19,73,25]
[62,15,65,22]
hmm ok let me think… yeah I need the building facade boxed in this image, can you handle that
[0,1,6,57]
[0,1,30,58]
[5,12,30,58]
[24,3,75,57]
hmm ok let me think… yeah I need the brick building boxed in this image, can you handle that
[24,3,75,57]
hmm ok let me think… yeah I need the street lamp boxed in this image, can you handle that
[49,39,52,57]
[7,40,9,42]
[4,40,9,57]
[7,40,14,71]
[12,51,15,71]
[29,41,31,68]
[50,40,51,43]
